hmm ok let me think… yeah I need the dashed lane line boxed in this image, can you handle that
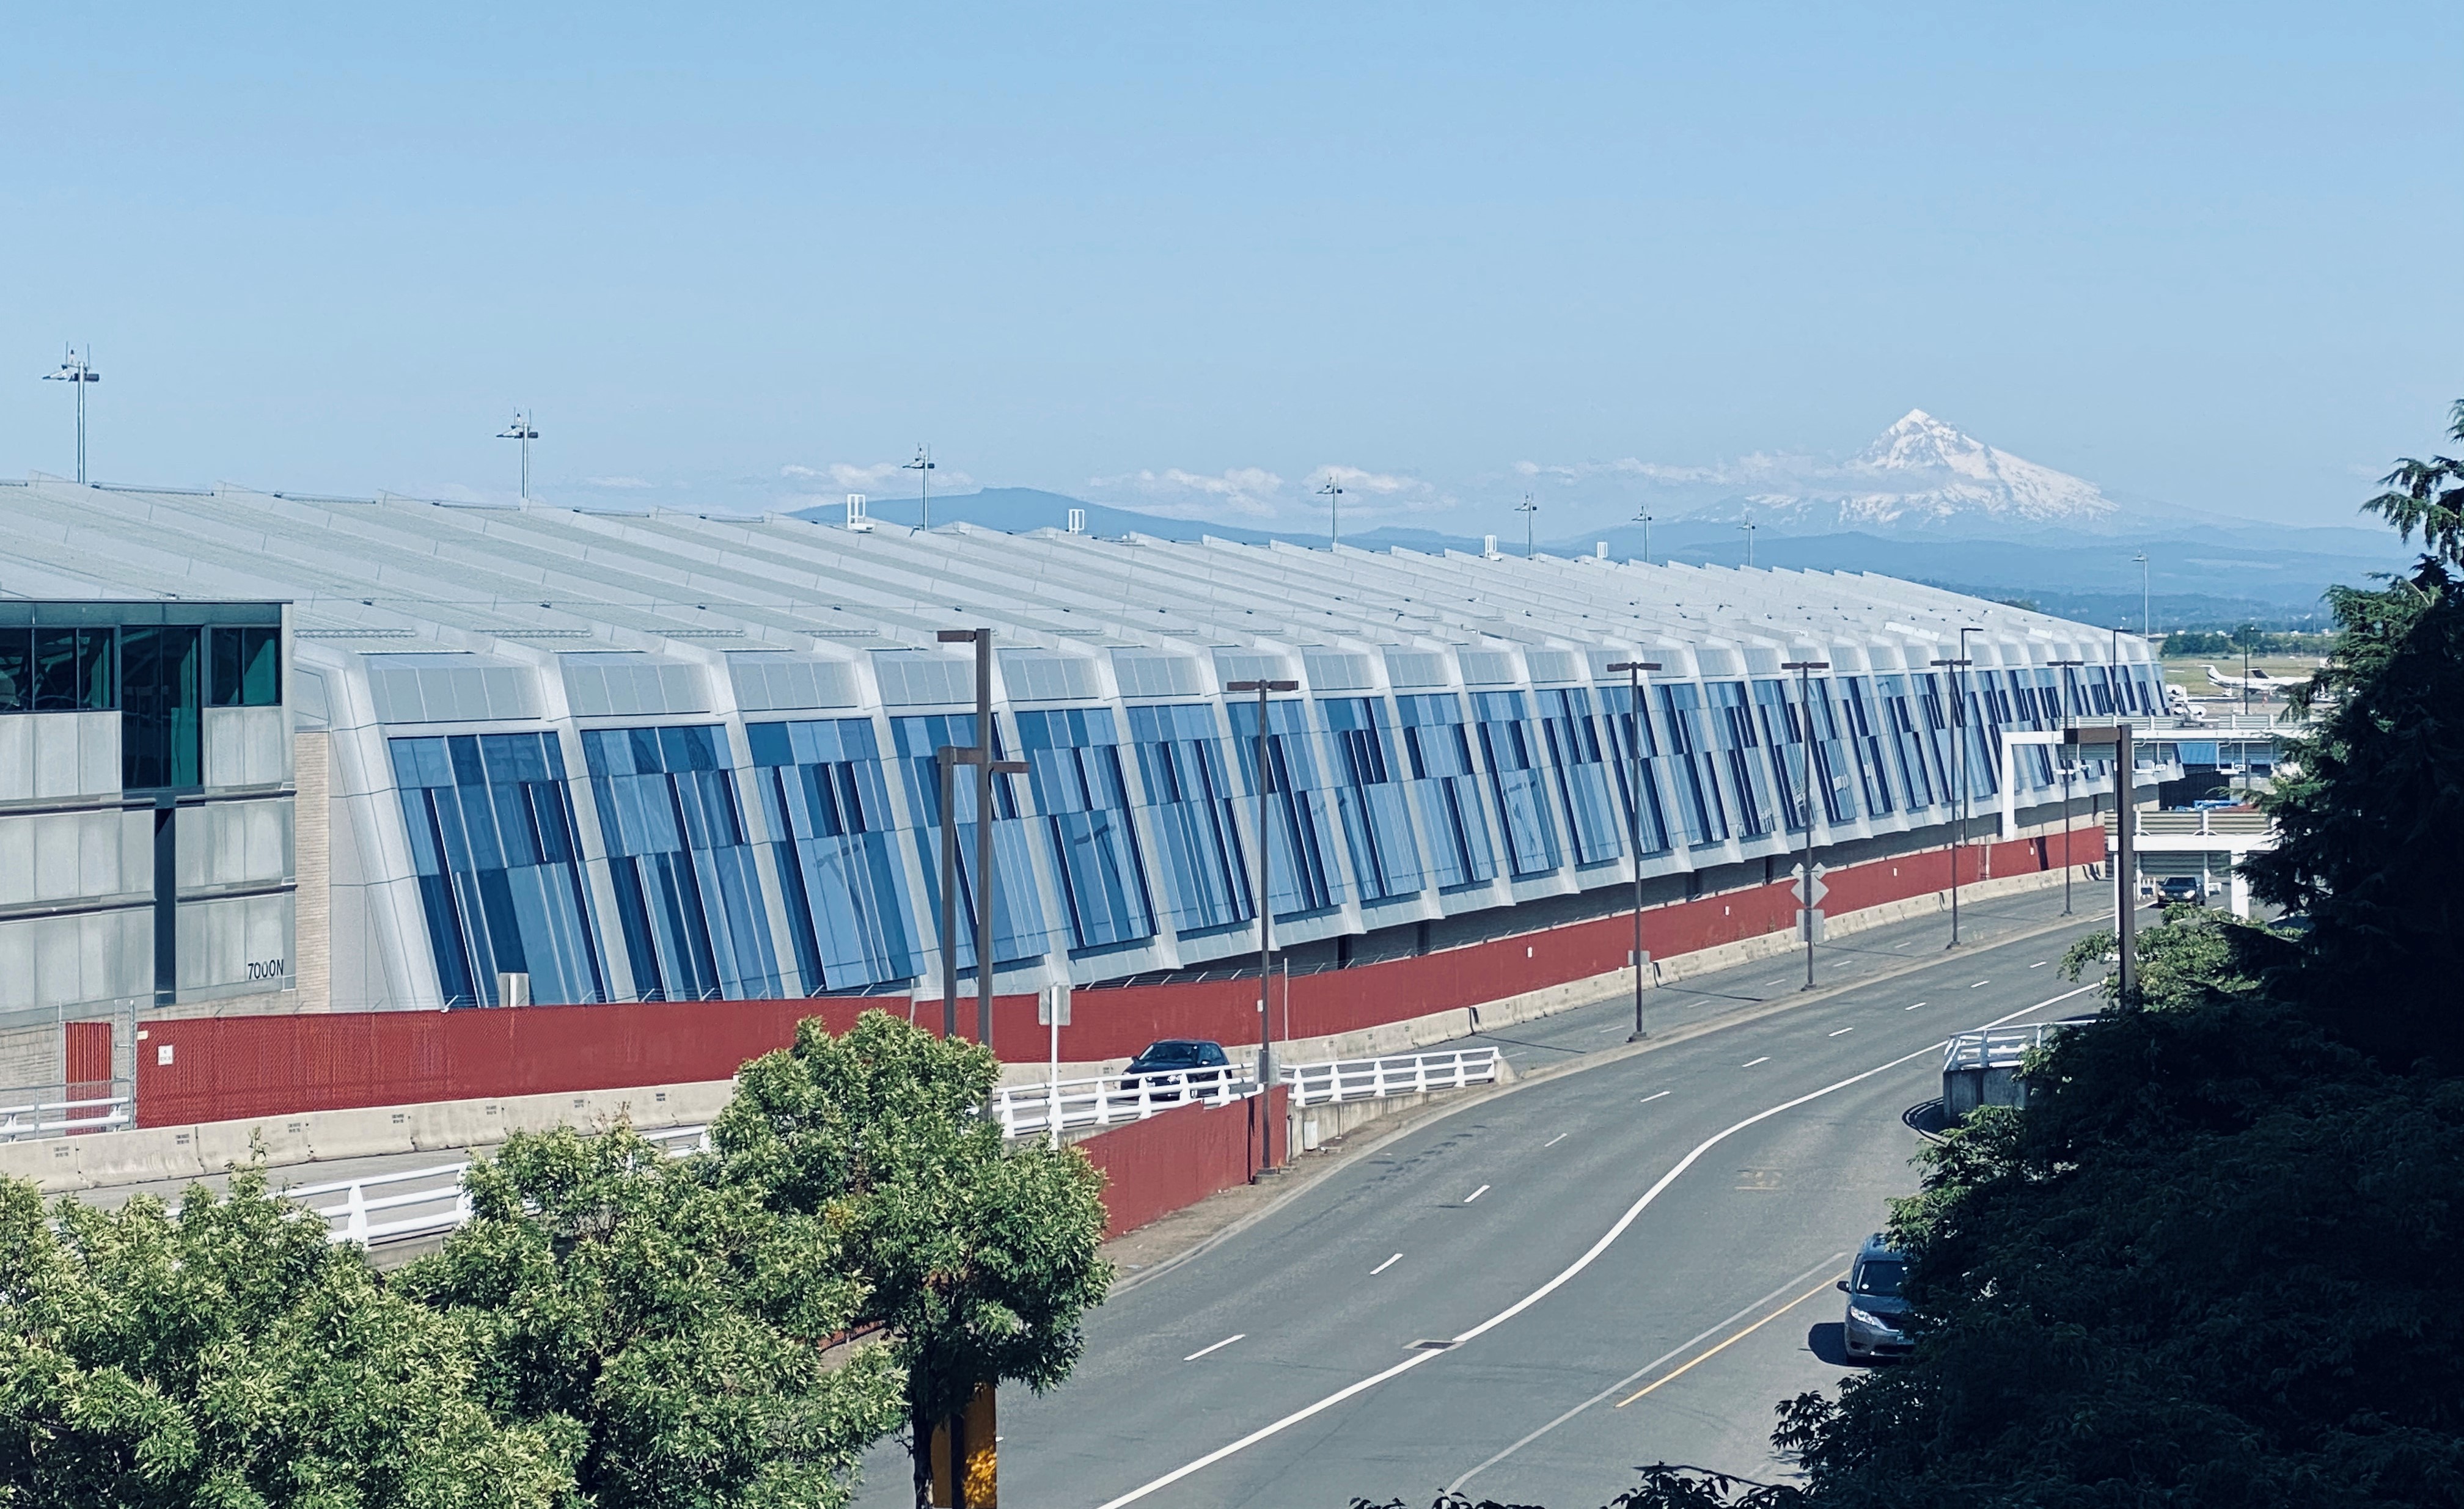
[1371,1254,1402,1276]
[1740,1056,1771,1068]
[1183,1334,1245,1362]
[1090,983,2101,1509]
[1464,1185,1491,1205]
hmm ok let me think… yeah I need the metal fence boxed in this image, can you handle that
[1942,1018,2097,1074]
[1283,1047,1501,1107]
[0,1089,133,1141]
[991,1046,1503,1139]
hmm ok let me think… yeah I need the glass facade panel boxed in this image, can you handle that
[1594,683,1674,857]
[1014,707,1159,951]
[1835,678,1896,817]
[1655,682,1729,846]
[890,714,1050,970]
[1536,687,1624,866]
[122,625,202,791]
[30,629,113,712]
[1123,702,1253,933]
[1319,697,1427,902]
[1707,681,1773,838]
[1396,693,1498,889]
[391,731,604,1007]
[1471,690,1564,877]
[745,718,918,993]
[1880,673,1944,812]
[209,625,282,707]
[1226,697,1349,916]
[582,725,786,1001]
[1752,679,1813,832]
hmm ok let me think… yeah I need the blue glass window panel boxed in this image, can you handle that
[1470,690,1564,878]
[1751,680,1813,833]
[1707,682,1773,839]
[580,724,786,1001]
[1836,678,1896,817]
[1124,702,1253,932]
[890,714,1051,969]
[389,732,606,1007]
[1653,684,1729,846]
[1536,688,1624,866]
[1318,698,1427,902]
[1016,707,1159,950]
[1593,684,1674,857]
[1395,695,1498,890]
[1226,698,1349,915]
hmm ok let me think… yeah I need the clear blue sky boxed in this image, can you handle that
[4,3,2457,531]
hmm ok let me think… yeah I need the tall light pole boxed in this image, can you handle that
[497,410,538,500]
[1931,626,1984,948]
[43,346,100,484]
[1783,659,1831,990]
[936,629,1026,1052]
[2048,658,2085,916]
[1635,507,1654,567]
[905,445,936,530]
[1517,491,1538,558]
[1739,514,1758,569]
[2135,551,2151,639]
[1319,477,1344,549]
[1608,659,1663,1040]
[1228,676,1299,1175]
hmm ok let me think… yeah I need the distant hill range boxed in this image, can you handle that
[793,412,2410,630]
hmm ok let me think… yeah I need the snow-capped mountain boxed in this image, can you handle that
[1684,409,2128,536]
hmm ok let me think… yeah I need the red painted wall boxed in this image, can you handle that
[138,826,2095,1127]
[1075,1084,1287,1240]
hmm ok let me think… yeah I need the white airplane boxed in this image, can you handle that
[2165,683,2210,723]
[2204,664,2287,699]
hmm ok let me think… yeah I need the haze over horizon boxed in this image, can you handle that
[4,4,2458,535]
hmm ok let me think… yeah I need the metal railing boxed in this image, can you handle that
[1942,1019,2097,1073]
[992,1069,1254,1140]
[1282,1047,1501,1107]
[182,1124,716,1248]
[0,1089,133,1141]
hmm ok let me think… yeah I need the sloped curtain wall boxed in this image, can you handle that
[890,714,1049,970]
[1226,697,1349,916]
[1396,693,1499,890]
[1123,702,1253,934]
[1472,690,1566,878]
[744,717,919,993]
[1535,687,1625,866]
[1594,682,1675,858]
[390,732,605,1007]
[1319,696,1427,902]
[1014,706,1159,951]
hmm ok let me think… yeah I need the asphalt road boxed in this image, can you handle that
[849,887,2110,1508]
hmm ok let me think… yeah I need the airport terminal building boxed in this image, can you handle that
[0,475,2167,1021]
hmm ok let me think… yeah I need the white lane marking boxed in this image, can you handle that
[1183,1334,1245,1362]
[1543,1132,1569,1148]
[1371,1252,1402,1276]
[2030,960,2047,969]
[1905,1001,1927,1010]
[1446,1252,1850,1494]
[1740,1056,1771,1068]
[1639,1091,1670,1104]
[1969,979,1990,988]
[1092,982,2100,1509]
[1828,1027,1854,1037]
[1464,1184,1491,1204]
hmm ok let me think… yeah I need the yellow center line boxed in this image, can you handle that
[1615,1273,1846,1408]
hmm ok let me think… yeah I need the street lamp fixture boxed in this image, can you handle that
[1782,660,1831,991]
[905,445,936,530]
[1227,676,1300,1176]
[43,346,100,484]
[1607,660,1663,1039]
[497,410,540,500]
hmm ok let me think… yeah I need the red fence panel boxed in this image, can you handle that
[1074,1085,1285,1240]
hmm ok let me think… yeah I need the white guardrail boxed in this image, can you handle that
[224,1124,714,1248]
[0,1092,133,1142]
[992,1047,1502,1140]
[1942,1019,2098,1074]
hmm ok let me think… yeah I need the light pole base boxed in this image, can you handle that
[1626,1029,1651,1043]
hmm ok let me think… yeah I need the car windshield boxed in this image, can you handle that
[1137,1044,1201,1065]
[1855,1259,1906,1296]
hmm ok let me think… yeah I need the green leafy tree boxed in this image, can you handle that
[2363,397,2464,563]
[0,1167,573,1509]
[710,1010,1112,1509]
[397,1125,905,1509]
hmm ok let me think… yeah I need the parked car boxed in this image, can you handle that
[1123,1039,1234,1100]
[1839,1233,1914,1362]
[2155,875,2206,905]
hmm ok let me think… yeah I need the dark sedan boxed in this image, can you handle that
[1123,1039,1235,1100]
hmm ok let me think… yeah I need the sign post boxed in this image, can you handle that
[1038,981,1071,1149]
[2064,723,2138,1001]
